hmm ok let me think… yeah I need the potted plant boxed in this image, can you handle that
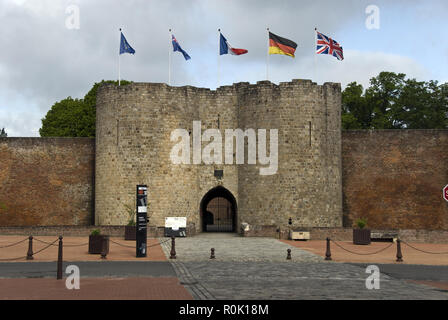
[353,218,371,245]
[124,203,137,241]
[88,229,109,254]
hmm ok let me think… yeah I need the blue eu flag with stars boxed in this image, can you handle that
[120,31,135,55]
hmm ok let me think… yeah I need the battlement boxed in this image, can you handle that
[95,77,342,229]
[97,79,341,98]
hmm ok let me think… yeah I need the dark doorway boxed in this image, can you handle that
[200,187,237,232]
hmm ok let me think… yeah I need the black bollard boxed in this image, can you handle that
[210,248,215,259]
[286,249,291,260]
[396,239,403,262]
[57,236,63,280]
[101,236,108,259]
[170,237,176,259]
[26,236,34,260]
[325,237,332,261]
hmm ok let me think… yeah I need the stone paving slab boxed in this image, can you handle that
[161,234,322,262]
[160,234,448,300]
[181,261,448,300]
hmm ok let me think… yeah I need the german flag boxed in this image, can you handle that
[269,32,297,58]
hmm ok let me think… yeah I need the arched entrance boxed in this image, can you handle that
[200,186,237,232]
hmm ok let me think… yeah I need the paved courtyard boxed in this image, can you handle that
[161,234,448,300]
[161,233,322,263]
[0,233,448,300]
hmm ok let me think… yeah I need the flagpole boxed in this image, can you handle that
[266,27,270,81]
[168,29,172,86]
[314,27,317,84]
[218,28,221,89]
[118,28,121,86]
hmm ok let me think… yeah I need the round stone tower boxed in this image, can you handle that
[95,80,342,232]
[235,80,342,229]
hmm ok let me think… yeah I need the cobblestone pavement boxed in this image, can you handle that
[161,234,323,263]
[181,261,448,300]
[161,234,448,300]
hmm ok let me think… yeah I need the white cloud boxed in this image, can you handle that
[0,0,445,136]
[317,50,431,89]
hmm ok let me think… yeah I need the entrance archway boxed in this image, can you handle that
[200,186,237,232]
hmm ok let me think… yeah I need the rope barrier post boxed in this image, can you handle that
[101,236,109,260]
[57,236,63,280]
[325,237,332,261]
[170,236,176,259]
[210,248,215,259]
[287,248,291,260]
[396,239,403,262]
[26,236,34,260]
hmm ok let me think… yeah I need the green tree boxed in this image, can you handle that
[342,82,372,129]
[365,72,406,129]
[0,128,7,137]
[40,80,131,137]
[342,72,447,130]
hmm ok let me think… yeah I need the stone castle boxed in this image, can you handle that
[1,79,448,237]
[95,80,342,232]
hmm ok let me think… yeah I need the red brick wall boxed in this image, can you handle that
[342,130,448,230]
[0,138,95,226]
[2,130,448,232]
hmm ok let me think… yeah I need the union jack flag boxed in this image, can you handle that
[316,30,344,61]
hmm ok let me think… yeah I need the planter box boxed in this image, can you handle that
[125,226,136,241]
[88,235,109,254]
[353,229,371,245]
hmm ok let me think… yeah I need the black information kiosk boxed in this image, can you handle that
[136,185,148,257]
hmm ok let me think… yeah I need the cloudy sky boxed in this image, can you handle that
[0,0,447,136]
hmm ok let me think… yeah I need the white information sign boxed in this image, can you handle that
[165,217,187,231]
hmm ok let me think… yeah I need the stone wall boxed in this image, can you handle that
[2,89,447,236]
[342,130,448,231]
[236,80,342,229]
[0,138,94,226]
[95,80,343,231]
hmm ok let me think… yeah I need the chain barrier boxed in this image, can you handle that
[401,240,448,255]
[0,236,172,261]
[0,237,59,261]
[33,238,58,246]
[34,238,88,247]
[0,237,28,249]
[151,238,171,248]
[33,238,59,255]
[330,239,394,256]
[57,242,89,247]
[109,239,135,248]
[109,238,171,249]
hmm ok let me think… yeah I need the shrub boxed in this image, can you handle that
[356,218,368,229]
[90,229,101,236]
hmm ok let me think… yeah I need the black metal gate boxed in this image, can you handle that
[204,197,234,232]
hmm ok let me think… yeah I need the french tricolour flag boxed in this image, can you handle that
[220,32,248,56]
